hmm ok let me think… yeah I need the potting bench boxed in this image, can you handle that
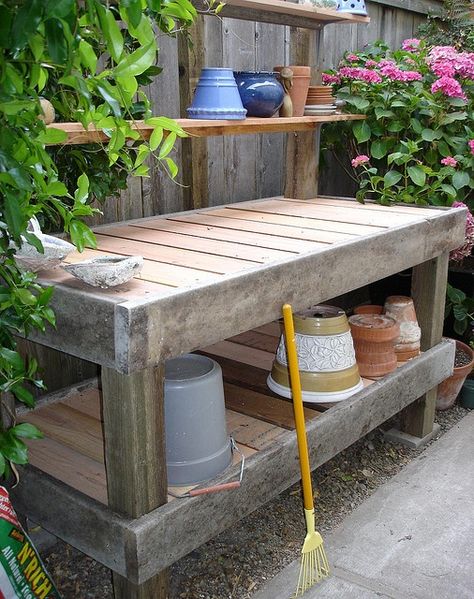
[10,3,467,599]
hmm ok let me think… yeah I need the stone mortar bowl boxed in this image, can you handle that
[63,255,144,288]
[12,217,75,272]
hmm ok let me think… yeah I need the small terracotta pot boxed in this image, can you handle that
[274,66,311,117]
[349,314,400,378]
[353,304,384,315]
[383,295,421,360]
[437,339,474,410]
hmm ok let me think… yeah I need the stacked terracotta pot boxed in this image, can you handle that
[383,296,421,361]
[349,314,400,379]
[306,85,335,106]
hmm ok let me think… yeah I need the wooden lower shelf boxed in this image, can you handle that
[21,322,376,506]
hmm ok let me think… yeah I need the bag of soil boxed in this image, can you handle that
[0,487,60,598]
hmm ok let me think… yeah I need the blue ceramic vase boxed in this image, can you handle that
[234,71,285,118]
[336,0,367,15]
[187,67,247,120]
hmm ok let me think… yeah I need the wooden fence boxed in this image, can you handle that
[94,0,441,224]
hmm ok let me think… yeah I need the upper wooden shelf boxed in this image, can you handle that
[47,114,365,145]
[194,0,370,28]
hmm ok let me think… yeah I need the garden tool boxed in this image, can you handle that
[282,303,330,597]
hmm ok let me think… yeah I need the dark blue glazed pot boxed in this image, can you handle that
[234,71,284,118]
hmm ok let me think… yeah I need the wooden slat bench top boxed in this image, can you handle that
[34,197,466,373]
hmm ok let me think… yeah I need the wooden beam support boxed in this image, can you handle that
[101,364,168,598]
[284,27,321,199]
[9,343,454,584]
[178,17,208,211]
[400,252,450,438]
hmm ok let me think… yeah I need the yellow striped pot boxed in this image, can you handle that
[267,305,363,403]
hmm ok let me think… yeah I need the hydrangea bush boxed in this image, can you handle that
[322,40,474,212]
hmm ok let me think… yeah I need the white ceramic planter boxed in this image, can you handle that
[267,305,363,403]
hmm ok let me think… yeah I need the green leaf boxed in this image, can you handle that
[45,18,68,65]
[46,181,69,196]
[149,127,163,151]
[10,385,35,408]
[11,423,43,440]
[421,129,442,142]
[347,97,370,110]
[0,349,24,372]
[4,193,24,239]
[387,121,404,133]
[452,171,470,190]
[96,82,121,117]
[383,170,402,187]
[438,141,451,157]
[407,165,426,187]
[79,39,98,74]
[122,0,143,28]
[371,140,389,160]
[45,0,75,19]
[69,220,96,252]
[14,289,37,306]
[75,173,89,204]
[37,128,68,145]
[353,121,371,144]
[164,157,178,179]
[11,0,43,50]
[409,118,423,134]
[38,286,54,306]
[97,6,124,63]
[114,42,157,78]
[439,112,467,126]
[441,184,457,198]
[0,6,12,48]
[1,435,29,464]
[158,132,177,159]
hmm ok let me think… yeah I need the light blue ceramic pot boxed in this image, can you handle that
[336,0,367,15]
[187,67,247,120]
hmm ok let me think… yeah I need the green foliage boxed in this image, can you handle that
[322,40,474,210]
[0,0,198,476]
[418,0,474,52]
[446,283,474,336]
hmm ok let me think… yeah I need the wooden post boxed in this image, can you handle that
[177,17,208,211]
[400,252,449,438]
[101,364,168,599]
[284,27,323,199]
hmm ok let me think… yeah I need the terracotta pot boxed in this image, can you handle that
[274,66,311,117]
[349,314,399,378]
[268,304,363,403]
[353,304,383,315]
[383,295,421,360]
[437,339,474,410]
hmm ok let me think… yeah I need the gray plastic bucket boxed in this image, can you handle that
[164,353,232,486]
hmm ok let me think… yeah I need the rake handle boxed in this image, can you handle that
[282,303,314,512]
[188,481,241,496]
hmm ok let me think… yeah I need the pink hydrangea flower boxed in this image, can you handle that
[441,157,458,167]
[339,67,382,84]
[431,76,467,100]
[469,140,474,156]
[431,59,456,78]
[380,63,422,82]
[427,46,474,80]
[402,38,421,52]
[322,73,341,85]
[346,54,359,62]
[450,202,474,262]
[351,155,370,168]
[365,59,377,68]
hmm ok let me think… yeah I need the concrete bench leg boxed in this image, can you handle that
[102,364,169,599]
[398,253,449,444]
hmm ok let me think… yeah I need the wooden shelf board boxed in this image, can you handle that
[47,115,366,145]
[20,323,329,505]
[194,0,370,27]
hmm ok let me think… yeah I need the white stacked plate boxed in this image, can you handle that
[304,104,337,116]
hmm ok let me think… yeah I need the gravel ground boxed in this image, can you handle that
[42,406,470,599]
